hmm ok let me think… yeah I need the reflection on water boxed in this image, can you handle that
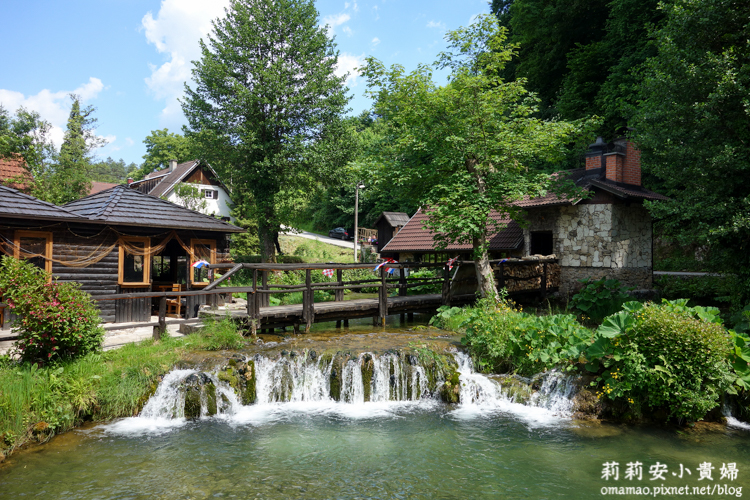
[1,319,749,499]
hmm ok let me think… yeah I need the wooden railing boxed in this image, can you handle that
[0,259,559,342]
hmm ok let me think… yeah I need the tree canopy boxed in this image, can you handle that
[133,128,193,180]
[362,15,594,299]
[631,0,750,301]
[182,0,354,262]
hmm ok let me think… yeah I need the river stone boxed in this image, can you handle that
[361,354,374,402]
[440,369,461,404]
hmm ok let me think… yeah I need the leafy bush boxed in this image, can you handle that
[460,299,593,375]
[0,258,104,364]
[585,300,734,421]
[569,277,632,322]
[407,268,442,295]
[655,274,736,306]
[199,317,246,350]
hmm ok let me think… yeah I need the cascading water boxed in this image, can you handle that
[121,349,586,431]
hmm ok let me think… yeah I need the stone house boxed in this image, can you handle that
[517,137,667,295]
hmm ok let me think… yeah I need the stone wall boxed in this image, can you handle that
[524,201,653,293]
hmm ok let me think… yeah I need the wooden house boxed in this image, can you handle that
[0,184,243,323]
[374,212,410,253]
[128,159,233,220]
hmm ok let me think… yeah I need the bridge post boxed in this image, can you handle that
[378,270,388,326]
[261,271,269,308]
[335,269,344,302]
[442,266,452,307]
[247,269,258,337]
[303,269,314,332]
[153,295,166,340]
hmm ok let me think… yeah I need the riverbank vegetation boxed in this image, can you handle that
[0,317,246,462]
[434,295,750,423]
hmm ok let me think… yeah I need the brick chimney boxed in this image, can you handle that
[585,136,607,170]
[127,177,134,184]
[603,137,641,186]
[169,159,178,172]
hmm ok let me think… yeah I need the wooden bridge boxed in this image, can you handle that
[200,259,557,335]
[1,258,557,340]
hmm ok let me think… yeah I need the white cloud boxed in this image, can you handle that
[344,2,359,11]
[142,0,230,125]
[0,77,105,148]
[322,12,351,36]
[427,20,446,30]
[125,137,135,147]
[335,53,365,87]
[342,26,353,37]
[371,37,380,47]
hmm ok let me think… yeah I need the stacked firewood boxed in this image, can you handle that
[493,258,561,292]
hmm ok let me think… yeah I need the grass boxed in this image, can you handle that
[279,235,353,263]
[0,319,248,460]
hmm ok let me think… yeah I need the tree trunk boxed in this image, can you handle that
[465,157,499,302]
[258,221,277,263]
[473,234,500,301]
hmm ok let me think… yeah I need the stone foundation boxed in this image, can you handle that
[559,266,653,297]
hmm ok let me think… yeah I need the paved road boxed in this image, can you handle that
[281,226,356,249]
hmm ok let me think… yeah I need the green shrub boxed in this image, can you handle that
[0,258,104,364]
[569,277,632,322]
[406,268,442,295]
[460,299,593,376]
[655,274,736,306]
[199,317,246,350]
[585,300,734,421]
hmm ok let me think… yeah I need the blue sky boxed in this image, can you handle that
[0,0,490,166]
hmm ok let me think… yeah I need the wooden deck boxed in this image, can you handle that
[202,293,477,332]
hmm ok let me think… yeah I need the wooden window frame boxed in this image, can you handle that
[118,236,151,287]
[14,230,53,275]
[190,239,216,287]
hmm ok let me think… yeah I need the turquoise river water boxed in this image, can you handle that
[1,323,749,499]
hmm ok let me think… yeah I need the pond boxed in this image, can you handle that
[1,321,749,499]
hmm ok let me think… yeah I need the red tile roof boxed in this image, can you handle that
[89,181,119,195]
[381,208,523,253]
[0,156,32,190]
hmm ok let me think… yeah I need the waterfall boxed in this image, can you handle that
[451,352,579,424]
[723,404,750,431]
[124,349,585,429]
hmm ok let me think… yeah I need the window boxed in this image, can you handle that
[203,189,216,199]
[190,239,216,286]
[530,231,554,256]
[14,230,53,274]
[118,236,151,286]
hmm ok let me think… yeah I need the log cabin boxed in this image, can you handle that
[0,184,243,323]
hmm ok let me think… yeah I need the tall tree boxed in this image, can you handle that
[632,0,750,302]
[35,95,107,204]
[133,128,193,180]
[182,0,353,262]
[362,15,593,300]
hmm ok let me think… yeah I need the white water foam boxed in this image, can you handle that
[727,416,750,431]
[450,352,576,427]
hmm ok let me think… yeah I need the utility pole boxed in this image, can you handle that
[353,182,365,262]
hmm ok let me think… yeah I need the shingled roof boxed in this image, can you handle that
[63,185,243,233]
[0,156,32,191]
[381,208,523,253]
[0,184,86,222]
[129,160,228,199]
[517,167,668,209]
[374,211,410,227]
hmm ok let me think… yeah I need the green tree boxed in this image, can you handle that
[632,0,750,303]
[169,183,208,213]
[134,128,193,180]
[89,157,138,183]
[182,0,353,262]
[0,106,53,186]
[362,15,593,300]
[31,95,107,204]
